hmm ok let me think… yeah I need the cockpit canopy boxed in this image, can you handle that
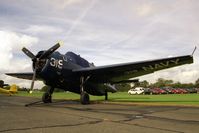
[65,52,94,67]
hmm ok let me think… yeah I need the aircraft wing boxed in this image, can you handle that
[5,73,41,80]
[73,55,193,84]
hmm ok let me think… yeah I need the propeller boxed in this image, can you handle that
[39,43,61,59]
[22,43,61,93]
[22,47,36,60]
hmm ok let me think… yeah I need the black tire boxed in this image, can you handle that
[42,92,52,103]
[80,92,90,105]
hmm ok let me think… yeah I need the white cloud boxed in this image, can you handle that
[0,30,44,88]
[48,0,83,10]
[24,25,63,35]
[136,3,154,16]
[0,31,38,71]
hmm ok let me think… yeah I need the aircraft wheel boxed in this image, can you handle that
[80,92,90,105]
[42,92,52,103]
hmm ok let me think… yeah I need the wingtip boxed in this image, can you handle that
[191,46,197,56]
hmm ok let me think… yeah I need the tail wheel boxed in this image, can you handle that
[80,92,90,105]
[42,92,52,103]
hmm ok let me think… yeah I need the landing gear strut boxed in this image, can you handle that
[105,91,108,101]
[42,86,54,103]
[80,77,90,104]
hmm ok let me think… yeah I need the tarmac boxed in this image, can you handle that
[0,94,199,133]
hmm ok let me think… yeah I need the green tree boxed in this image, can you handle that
[152,78,174,88]
[195,78,199,87]
[115,83,131,92]
[139,80,149,88]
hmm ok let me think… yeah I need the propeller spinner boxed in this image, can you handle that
[22,43,61,93]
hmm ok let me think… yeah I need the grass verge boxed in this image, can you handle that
[16,91,199,106]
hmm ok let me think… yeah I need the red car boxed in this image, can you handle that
[171,88,187,94]
[171,88,180,94]
[157,88,167,94]
[147,88,159,95]
[178,88,188,94]
[151,88,167,94]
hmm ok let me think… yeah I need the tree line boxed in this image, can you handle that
[116,78,199,92]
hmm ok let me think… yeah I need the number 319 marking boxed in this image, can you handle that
[50,58,63,69]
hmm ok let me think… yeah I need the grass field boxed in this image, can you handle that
[16,91,199,106]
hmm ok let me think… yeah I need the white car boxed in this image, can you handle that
[128,87,144,95]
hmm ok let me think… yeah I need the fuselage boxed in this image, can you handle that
[37,51,115,96]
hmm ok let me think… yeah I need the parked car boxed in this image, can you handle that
[186,88,197,93]
[147,88,159,95]
[128,87,144,95]
[178,88,188,94]
[143,88,152,95]
[161,87,173,94]
[171,88,180,94]
[156,88,167,94]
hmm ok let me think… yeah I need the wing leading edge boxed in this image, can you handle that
[73,55,193,84]
[5,73,36,80]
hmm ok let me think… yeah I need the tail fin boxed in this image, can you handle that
[9,84,18,93]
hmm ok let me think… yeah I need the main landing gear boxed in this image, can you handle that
[79,76,109,104]
[24,86,54,107]
[42,86,54,103]
[80,77,90,105]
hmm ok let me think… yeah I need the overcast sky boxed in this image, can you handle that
[0,0,199,88]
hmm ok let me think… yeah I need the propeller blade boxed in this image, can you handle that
[39,43,61,59]
[22,47,36,60]
[29,70,36,93]
[29,67,37,94]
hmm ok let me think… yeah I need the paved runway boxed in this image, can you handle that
[0,95,199,133]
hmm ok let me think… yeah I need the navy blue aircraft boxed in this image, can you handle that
[6,43,194,104]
